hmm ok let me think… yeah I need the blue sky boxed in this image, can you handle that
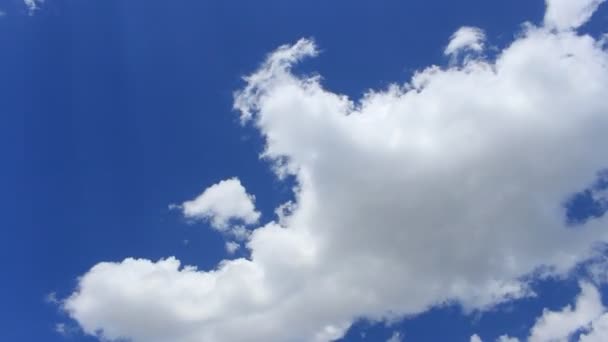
[3,0,608,341]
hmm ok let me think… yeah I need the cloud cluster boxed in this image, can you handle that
[63,1,608,341]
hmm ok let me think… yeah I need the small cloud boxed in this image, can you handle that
[387,331,402,342]
[470,334,483,342]
[45,292,60,305]
[225,241,240,254]
[229,225,251,241]
[24,0,44,15]
[444,26,486,57]
[55,323,67,335]
[54,322,79,337]
[173,177,260,234]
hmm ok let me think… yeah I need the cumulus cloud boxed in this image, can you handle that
[63,1,608,342]
[444,26,486,57]
[544,0,606,30]
[175,177,260,232]
[529,282,604,342]
[484,282,606,342]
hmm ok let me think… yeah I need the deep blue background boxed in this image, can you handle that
[1,0,607,340]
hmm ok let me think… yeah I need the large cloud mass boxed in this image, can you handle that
[64,1,608,341]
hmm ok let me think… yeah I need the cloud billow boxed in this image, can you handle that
[63,1,608,341]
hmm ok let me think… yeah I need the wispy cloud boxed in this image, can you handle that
[23,0,44,15]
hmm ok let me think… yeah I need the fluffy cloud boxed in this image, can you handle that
[529,282,604,341]
[64,1,608,342]
[224,241,240,254]
[544,0,606,30]
[480,282,606,342]
[175,177,260,232]
[580,312,608,341]
[444,26,486,57]
[471,334,484,342]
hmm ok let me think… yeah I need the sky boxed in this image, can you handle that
[3,0,608,341]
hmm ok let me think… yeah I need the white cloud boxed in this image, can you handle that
[444,26,486,56]
[55,323,67,335]
[529,282,604,342]
[585,254,608,284]
[45,292,60,305]
[63,2,608,342]
[591,187,608,206]
[492,282,606,342]
[544,0,606,30]
[580,312,608,341]
[387,331,403,342]
[176,177,260,231]
[225,241,240,254]
[469,334,519,342]
[24,0,43,14]
[471,334,483,342]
